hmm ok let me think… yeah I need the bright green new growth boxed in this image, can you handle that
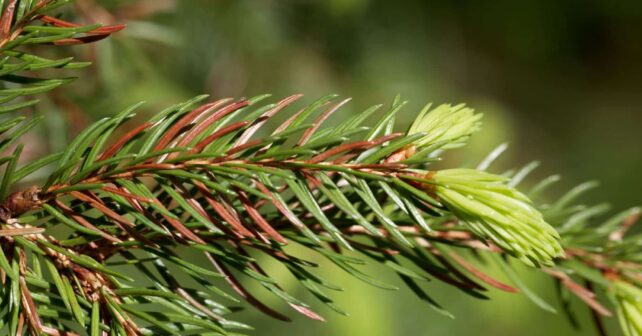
[432,169,564,266]
[408,104,562,266]
[408,103,482,152]
[612,281,642,336]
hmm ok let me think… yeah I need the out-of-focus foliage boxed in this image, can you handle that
[59,0,642,205]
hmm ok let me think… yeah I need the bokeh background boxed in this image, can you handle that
[32,0,642,335]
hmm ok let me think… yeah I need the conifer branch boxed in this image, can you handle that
[0,93,637,335]
[0,2,641,336]
[0,1,122,99]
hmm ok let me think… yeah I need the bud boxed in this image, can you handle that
[0,186,41,222]
[408,103,482,151]
[432,168,564,267]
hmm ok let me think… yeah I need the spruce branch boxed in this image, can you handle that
[0,0,123,116]
[0,91,636,335]
[0,2,641,336]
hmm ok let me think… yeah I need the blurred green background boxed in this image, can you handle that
[35,0,642,335]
